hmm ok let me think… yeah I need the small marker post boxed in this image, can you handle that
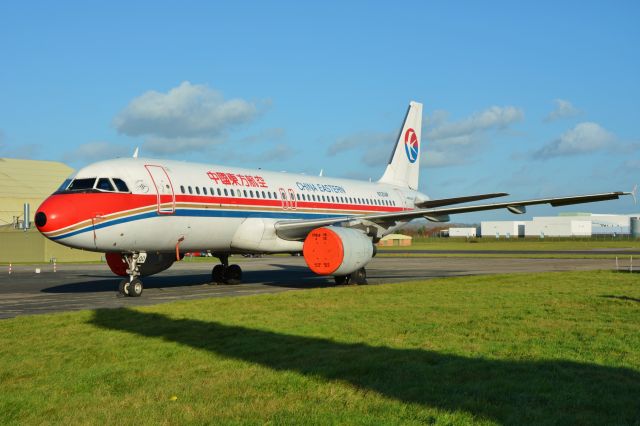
[53,260,57,273]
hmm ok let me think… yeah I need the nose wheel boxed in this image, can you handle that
[118,252,145,297]
[211,255,243,285]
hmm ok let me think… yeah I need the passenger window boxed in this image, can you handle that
[180,185,185,194]
[262,191,266,198]
[217,188,222,196]
[97,178,115,192]
[224,189,228,196]
[188,186,193,194]
[203,187,207,195]
[250,190,254,198]
[230,189,235,196]
[244,190,248,197]
[113,178,129,192]
[195,187,200,195]
[256,191,260,198]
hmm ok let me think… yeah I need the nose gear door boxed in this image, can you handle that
[145,165,176,214]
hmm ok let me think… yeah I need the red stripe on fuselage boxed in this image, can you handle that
[37,192,406,234]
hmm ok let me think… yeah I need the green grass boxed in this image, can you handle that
[1,271,639,425]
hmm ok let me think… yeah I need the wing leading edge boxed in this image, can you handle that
[275,191,630,241]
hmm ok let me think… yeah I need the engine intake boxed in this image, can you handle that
[303,227,373,276]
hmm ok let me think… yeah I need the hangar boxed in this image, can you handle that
[479,213,640,238]
[0,158,102,263]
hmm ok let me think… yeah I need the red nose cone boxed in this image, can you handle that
[35,194,71,234]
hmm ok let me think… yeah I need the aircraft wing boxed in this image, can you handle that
[275,191,630,241]
[415,192,508,208]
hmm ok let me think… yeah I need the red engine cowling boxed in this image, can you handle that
[105,252,175,277]
[303,227,373,276]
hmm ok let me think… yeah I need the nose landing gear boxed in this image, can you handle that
[211,254,243,285]
[118,252,146,297]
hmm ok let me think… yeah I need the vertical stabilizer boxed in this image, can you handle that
[378,101,422,190]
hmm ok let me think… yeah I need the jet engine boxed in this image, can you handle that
[105,252,175,277]
[303,227,374,276]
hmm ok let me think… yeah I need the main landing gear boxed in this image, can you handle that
[211,254,243,285]
[334,268,368,286]
[118,252,145,297]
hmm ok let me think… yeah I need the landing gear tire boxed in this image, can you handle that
[211,264,225,285]
[349,268,368,285]
[128,278,144,297]
[118,278,130,296]
[334,275,349,285]
[225,264,242,285]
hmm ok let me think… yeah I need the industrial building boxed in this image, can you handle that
[0,158,73,227]
[0,158,103,263]
[477,213,640,238]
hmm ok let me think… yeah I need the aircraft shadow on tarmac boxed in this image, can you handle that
[41,267,333,294]
[40,263,467,294]
[90,308,640,425]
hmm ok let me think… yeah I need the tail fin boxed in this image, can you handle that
[378,101,422,190]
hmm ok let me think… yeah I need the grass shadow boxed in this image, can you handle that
[601,294,640,303]
[90,308,640,425]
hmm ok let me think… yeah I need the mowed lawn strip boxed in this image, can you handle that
[0,271,638,425]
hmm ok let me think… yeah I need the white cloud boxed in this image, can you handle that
[426,106,523,142]
[64,141,131,162]
[544,99,580,122]
[142,136,226,155]
[113,82,261,154]
[423,105,524,168]
[254,144,296,162]
[237,128,286,144]
[327,132,392,156]
[533,122,615,159]
[420,151,467,168]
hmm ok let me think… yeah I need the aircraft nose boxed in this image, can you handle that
[35,195,67,234]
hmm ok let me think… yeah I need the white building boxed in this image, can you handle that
[479,213,640,238]
[481,221,525,238]
[448,227,478,237]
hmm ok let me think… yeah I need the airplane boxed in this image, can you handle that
[35,101,631,297]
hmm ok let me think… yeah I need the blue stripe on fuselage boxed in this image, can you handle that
[50,208,348,241]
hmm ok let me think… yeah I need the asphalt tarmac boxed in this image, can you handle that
[0,255,624,319]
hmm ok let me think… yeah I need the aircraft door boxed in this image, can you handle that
[279,188,288,210]
[145,165,176,214]
[394,188,411,210]
[287,188,297,210]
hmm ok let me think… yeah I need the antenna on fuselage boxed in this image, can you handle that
[133,147,139,159]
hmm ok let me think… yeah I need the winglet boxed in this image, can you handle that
[631,184,638,205]
[133,147,139,159]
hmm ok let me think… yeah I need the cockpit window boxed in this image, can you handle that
[66,178,97,191]
[113,178,129,192]
[97,178,115,192]
[57,178,73,192]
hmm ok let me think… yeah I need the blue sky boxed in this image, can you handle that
[1,1,638,222]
